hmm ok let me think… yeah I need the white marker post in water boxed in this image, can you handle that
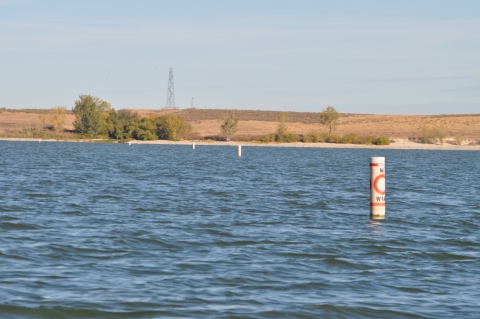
[193,142,195,150]
[238,145,242,157]
[370,157,386,219]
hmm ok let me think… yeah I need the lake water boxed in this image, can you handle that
[0,141,479,318]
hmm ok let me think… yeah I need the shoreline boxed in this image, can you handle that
[1,137,479,151]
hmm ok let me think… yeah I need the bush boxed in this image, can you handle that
[283,132,300,143]
[373,136,390,145]
[341,133,358,144]
[133,118,158,140]
[50,107,67,134]
[325,134,342,143]
[421,125,446,144]
[302,134,313,143]
[231,134,263,142]
[302,131,329,143]
[203,135,223,141]
[107,109,142,140]
[260,134,277,143]
[301,132,392,145]
[301,132,363,144]
[363,135,377,145]
[259,132,299,143]
[309,131,322,143]
[156,114,192,140]
[105,110,192,141]
[455,133,464,145]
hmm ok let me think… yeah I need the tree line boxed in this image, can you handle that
[67,95,344,142]
[38,94,389,145]
[217,105,390,145]
[73,95,191,140]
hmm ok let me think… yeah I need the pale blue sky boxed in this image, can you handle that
[1,0,479,114]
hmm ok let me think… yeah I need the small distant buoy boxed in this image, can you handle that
[128,141,131,146]
[38,139,41,143]
[238,145,242,157]
[193,142,195,150]
[370,157,386,219]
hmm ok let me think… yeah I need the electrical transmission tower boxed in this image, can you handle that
[164,67,177,109]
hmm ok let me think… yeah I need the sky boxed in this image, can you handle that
[0,0,479,114]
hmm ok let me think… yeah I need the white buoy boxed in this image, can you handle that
[370,157,386,219]
[238,145,242,157]
[193,142,195,150]
[128,141,131,146]
[38,139,41,143]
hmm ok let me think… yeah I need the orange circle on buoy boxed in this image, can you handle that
[373,174,385,195]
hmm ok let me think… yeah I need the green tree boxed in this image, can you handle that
[133,118,158,140]
[156,114,192,140]
[73,95,111,137]
[105,111,192,141]
[106,109,142,140]
[220,114,239,141]
[319,106,341,133]
[116,109,140,121]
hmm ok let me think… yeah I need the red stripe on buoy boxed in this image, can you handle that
[370,163,379,166]
[370,203,386,206]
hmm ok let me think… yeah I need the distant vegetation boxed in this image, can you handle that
[0,100,393,145]
[155,114,192,140]
[421,125,447,145]
[301,132,390,145]
[260,113,299,143]
[49,107,67,134]
[220,114,238,141]
[72,95,192,140]
[0,105,79,139]
[105,109,192,141]
[11,103,470,147]
[73,95,112,137]
[319,106,341,133]
[455,133,464,145]
[254,107,390,145]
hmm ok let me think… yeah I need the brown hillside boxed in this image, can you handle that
[137,109,480,139]
[1,108,479,140]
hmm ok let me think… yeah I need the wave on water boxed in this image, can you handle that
[0,142,479,318]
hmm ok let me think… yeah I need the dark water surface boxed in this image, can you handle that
[0,142,479,318]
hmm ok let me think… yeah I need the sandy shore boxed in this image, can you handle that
[1,138,479,151]
[130,139,480,151]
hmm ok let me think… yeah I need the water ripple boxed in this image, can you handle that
[0,142,479,318]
